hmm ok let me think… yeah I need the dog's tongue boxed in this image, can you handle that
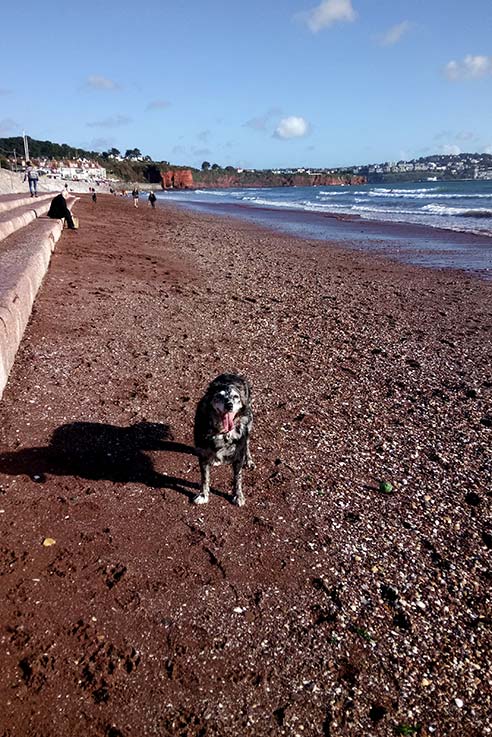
[222,412,235,432]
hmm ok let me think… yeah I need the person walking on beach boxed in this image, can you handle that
[148,191,156,209]
[92,190,97,204]
[47,191,76,230]
[24,162,39,197]
[132,188,139,208]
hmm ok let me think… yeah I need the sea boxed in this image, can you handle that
[156,179,492,278]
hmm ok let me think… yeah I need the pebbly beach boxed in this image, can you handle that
[0,194,490,736]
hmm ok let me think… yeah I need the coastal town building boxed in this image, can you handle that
[351,152,492,182]
[18,157,107,182]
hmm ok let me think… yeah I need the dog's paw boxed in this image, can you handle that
[231,494,245,507]
[193,493,209,505]
[245,456,255,470]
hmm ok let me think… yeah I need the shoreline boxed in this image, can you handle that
[0,194,490,736]
[158,196,492,279]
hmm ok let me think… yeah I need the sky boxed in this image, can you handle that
[1,0,491,169]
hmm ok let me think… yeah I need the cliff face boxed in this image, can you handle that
[161,170,195,189]
[161,170,365,190]
[289,174,366,187]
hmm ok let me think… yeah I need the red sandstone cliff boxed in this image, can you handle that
[161,170,366,190]
[161,170,195,189]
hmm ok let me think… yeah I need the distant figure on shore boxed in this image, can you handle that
[132,188,139,208]
[47,192,76,230]
[92,191,97,204]
[24,162,39,197]
[148,191,156,209]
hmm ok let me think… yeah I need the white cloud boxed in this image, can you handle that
[0,117,19,135]
[298,0,357,33]
[146,99,170,110]
[434,130,452,141]
[455,130,477,143]
[87,137,114,151]
[87,115,131,128]
[191,146,211,157]
[86,74,120,90]
[379,20,412,47]
[442,144,461,155]
[274,116,310,139]
[444,55,492,80]
[244,107,282,132]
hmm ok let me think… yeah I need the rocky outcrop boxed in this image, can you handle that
[161,170,194,189]
[161,169,366,190]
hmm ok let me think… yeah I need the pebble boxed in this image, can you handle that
[454,698,464,708]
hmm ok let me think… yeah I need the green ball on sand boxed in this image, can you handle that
[379,481,393,494]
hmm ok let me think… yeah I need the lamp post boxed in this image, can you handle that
[23,132,30,163]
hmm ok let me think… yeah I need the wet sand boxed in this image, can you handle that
[0,195,490,736]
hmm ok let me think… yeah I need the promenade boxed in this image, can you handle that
[0,194,490,736]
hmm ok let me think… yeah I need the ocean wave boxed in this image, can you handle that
[368,190,441,200]
[239,197,303,209]
[422,204,492,218]
[353,204,418,216]
[367,190,492,201]
[318,190,353,196]
[372,187,431,194]
[193,189,233,197]
[431,192,492,199]
[458,209,492,218]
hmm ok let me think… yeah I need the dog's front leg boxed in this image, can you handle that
[231,460,245,507]
[245,435,255,469]
[193,457,210,505]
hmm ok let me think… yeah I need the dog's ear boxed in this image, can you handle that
[239,376,252,403]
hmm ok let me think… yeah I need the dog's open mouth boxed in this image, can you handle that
[222,412,235,432]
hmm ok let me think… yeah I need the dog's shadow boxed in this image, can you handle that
[0,421,214,501]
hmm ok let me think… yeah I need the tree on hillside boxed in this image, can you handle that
[125,148,142,159]
[110,147,121,157]
[211,163,221,170]
[201,161,210,171]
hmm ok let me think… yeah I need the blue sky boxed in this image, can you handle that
[1,0,491,169]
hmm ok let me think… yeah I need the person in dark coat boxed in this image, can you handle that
[148,191,156,208]
[47,192,76,229]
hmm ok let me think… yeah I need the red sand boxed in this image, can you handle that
[0,195,490,736]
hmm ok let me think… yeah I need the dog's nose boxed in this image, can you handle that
[224,400,233,411]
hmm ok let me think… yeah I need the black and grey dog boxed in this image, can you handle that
[193,373,253,506]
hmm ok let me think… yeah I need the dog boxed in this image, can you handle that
[193,373,253,506]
